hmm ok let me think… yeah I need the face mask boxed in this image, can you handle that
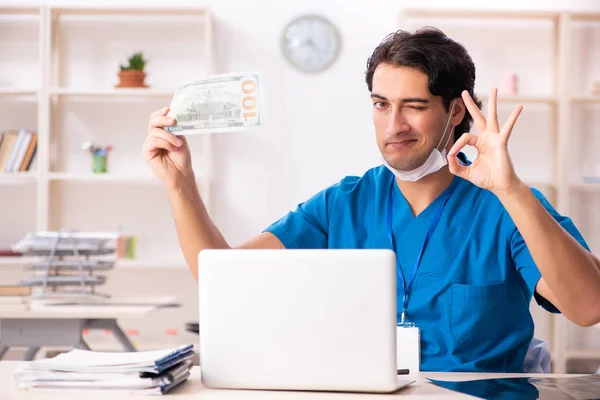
[382,100,456,182]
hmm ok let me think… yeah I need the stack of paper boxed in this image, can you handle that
[13,231,120,253]
[13,344,195,395]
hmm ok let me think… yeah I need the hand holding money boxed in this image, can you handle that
[165,72,263,135]
[142,106,194,189]
[143,72,262,188]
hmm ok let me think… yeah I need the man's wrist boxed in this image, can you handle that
[166,171,199,198]
[494,179,531,205]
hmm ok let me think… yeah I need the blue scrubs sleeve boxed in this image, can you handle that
[263,182,340,249]
[511,188,590,313]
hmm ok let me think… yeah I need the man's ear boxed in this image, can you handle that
[451,98,466,127]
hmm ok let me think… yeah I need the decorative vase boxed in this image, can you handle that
[116,70,148,88]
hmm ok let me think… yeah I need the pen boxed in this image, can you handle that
[397,369,410,375]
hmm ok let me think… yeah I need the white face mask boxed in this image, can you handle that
[381,100,456,182]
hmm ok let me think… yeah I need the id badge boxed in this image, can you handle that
[396,325,420,374]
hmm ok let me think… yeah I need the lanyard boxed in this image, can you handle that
[386,177,454,325]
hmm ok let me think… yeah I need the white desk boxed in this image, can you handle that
[0,361,585,399]
[0,298,179,360]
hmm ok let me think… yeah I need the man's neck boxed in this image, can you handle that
[395,167,455,217]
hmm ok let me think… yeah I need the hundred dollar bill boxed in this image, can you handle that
[165,72,262,135]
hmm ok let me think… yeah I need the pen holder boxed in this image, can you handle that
[92,153,108,173]
[82,142,112,174]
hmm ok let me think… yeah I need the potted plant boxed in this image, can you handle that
[116,52,148,88]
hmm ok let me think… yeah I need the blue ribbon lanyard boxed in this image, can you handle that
[387,178,454,326]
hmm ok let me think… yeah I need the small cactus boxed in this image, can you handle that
[120,52,147,71]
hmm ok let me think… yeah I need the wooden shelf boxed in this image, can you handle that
[48,172,160,184]
[0,89,37,96]
[48,172,207,186]
[0,172,37,184]
[476,93,557,104]
[49,88,174,98]
[570,12,600,21]
[50,6,207,16]
[569,183,600,192]
[0,6,41,15]
[570,95,600,104]
[399,8,559,20]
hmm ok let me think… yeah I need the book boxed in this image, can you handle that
[19,132,37,171]
[4,129,24,172]
[0,130,37,173]
[0,131,18,172]
[14,131,36,172]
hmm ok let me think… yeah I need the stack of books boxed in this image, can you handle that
[13,344,195,395]
[0,129,37,173]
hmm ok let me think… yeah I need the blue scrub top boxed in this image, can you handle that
[264,155,590,373]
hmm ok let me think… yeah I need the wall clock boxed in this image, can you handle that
[281,14,341,73]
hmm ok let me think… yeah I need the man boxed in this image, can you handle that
[143,27,600,373]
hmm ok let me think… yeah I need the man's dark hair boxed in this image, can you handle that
[365,27,481,142]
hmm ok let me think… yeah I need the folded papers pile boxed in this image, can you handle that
[14,344,195,395]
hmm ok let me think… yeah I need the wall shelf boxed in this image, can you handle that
[476,93,557,104]
[49,88,175,98]
[50,6,207,17]
[0,89,38,97]
[0,172,37,184]
[48,172,160,184]
[0,4,214,277]
[569,183,600,192]
[398,8,560,20]
[570,95,600,103]
[0,6,41,15]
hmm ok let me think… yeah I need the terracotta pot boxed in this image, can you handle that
[116,70,148,88]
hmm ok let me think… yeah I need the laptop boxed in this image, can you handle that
[197,249,414,393]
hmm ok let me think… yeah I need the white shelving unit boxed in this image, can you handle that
[571,95,600,103]
[476,93,558,104]
[399,8,600,374]
[0,89,38,96]
[48,87,178,97]
[0,5,41,250]
[0,5,214,270]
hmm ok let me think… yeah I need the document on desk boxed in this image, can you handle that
[24,344,194,373]
[13,345,195,395]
